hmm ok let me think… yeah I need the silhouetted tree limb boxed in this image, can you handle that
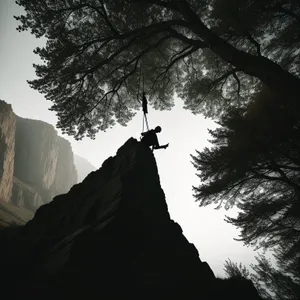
[15,0,300,138]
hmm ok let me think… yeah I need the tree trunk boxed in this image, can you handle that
[177,3,300,101]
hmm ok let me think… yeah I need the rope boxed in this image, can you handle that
[142,72,145,94]
[142,112,149,133]
[144,113,149,131]
[137,62,142,102]
[138,60,150,133]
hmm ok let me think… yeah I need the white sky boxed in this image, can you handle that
[0,0,259,277]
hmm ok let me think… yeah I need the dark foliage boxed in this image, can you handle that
[192,86,300,297]
[251,255,300,300]
[224,259,250,279]
[223,257,300,300]
[15,0,300,139]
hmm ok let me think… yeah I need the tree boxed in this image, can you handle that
[191,86,300,207]
[15,0,300,139]
[223,256,300,300]
[220,259,262,300]
[191,85,300,297]
[251,255,300,300]
[224,259,250,279]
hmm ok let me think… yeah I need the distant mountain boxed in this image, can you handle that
[0,100,77,213]
[74,154,96,183]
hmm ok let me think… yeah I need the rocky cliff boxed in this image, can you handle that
[0,138,261,300]
[0,200,33,229]
[0,101,77,212]
[0,101,16,202]
[13,116,77,206]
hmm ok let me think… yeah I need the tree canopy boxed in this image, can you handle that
[16,0,300,139]
[251,255,300,300]
[191,85,300,297]
[224,259,250,279]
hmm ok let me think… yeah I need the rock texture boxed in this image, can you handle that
[14,116,77,206]
[0,200,33,229]
[53,137,78,194]
[11,177,43,211]
[0,138,261,300]
[74,154,96,182]
[0,101,16,202]
[0,101,78,211]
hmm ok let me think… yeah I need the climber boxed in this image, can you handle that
[141,126,169,151]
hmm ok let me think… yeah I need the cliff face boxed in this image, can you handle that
[0,138,261,300]
[0,101,77,212]
[13,116,77,206]
[14,116,59,192]
[12,116,77,209]
[0,101,16,202]
[53,137,78,195]
[11,177,43,211]
[0,200,33,229]
[74,154,96,182]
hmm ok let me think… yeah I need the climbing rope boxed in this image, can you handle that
[137,62,142,103]
[142,112,150,132]
[138,61,150,133]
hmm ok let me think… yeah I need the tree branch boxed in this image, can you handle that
[245,32,261,56]
[148,45,199,94]
[133,0,178,10]
[213,68,240,85]
[274,6,300,23]
[167,27,207,48]
[168,0,300,99]
[76,34,173,122]
[169,44,193,62]
[98,1,120,35]
[233,72,241,97]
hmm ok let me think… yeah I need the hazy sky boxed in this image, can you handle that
[0,0,259,276]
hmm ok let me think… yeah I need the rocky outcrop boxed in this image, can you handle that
[0,200,33,229]
[11,177,43,211]
[0,101,16,202]
[0,138,261,299]
[74,154,96,182]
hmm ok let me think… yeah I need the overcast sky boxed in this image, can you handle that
[0,0,259,276]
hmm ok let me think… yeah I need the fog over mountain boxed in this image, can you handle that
[74,155,96,183]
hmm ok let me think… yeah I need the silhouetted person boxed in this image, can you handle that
[141,126,169,151]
